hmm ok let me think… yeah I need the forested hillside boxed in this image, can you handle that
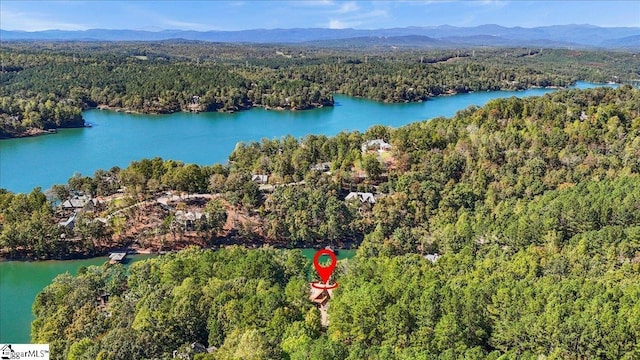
[2,86,638,259]
[30,246,640,360]
[2,42,638,138]
[26,86,640,359]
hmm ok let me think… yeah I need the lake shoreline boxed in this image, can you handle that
[0,127,59,140]
[0,123,91,140]
[89,83,579,115]
[0,80,599,141]
[89,80,629,117]
[1,81,616,194]
[0,235,361,262]
[93,100,333,114]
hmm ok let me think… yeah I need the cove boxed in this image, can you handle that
[0,82,613,194]
[0,250,355,344]
[0,254,156,343]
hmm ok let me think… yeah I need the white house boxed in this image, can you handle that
[345,192,376,204]
[251,174,269,184]
[61,195,90,209]
[361,139,392,153]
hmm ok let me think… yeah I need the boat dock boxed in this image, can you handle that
[108,252,127,264]
[324,246,338,255]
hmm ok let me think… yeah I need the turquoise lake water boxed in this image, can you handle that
[0,82,610,194]
[0,255,156,343]
[0,82,616,343]
[0,250,353,343]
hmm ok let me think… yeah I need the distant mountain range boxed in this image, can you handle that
[1,25,638,49]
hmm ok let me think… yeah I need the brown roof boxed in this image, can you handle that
[309,284,334,304]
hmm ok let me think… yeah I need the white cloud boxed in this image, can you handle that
[127,4,220,31]
[291,0,335,7]
[0,9,90,31]
[328,19,355,29]
[336,1,359,14]
[162,19,217,31]
[477,0,509,7]
[327,9,389,29]
[405,0,456,5]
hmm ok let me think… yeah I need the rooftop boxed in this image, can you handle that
[345,192,376,204]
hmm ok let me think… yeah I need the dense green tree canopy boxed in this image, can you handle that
[24,85,640,359]
[2,42,638,137]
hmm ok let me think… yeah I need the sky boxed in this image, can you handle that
[1,1,639,32]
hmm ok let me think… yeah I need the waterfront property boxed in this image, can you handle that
[1,84,613,195]
[108,252,127,264]
[0,250,353,343]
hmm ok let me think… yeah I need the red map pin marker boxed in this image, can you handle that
[313,249,337,283]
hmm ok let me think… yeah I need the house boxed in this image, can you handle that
[61,195,90,210]
[309,286,334,307]
[61,195,103,211]
[80,198,104,212]
[361,139,392,153]
[251,174,269,184]
[109,252,127,264]
[310,162,331,172]
[175,210,205,221]
[309,285,335,327]
[175,210,205,230]
[345,192,376,204]
[424,253,441,263]
[172,342,215,359]
[86,198,104,211]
